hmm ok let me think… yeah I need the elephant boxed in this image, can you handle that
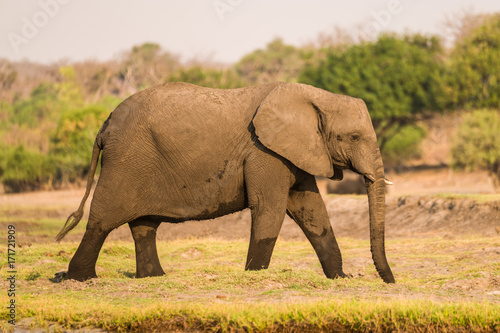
[56,82,395,284]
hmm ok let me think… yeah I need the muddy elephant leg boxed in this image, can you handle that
[245,203,287,270]
[67,221,112,281]
[287,175,346,279]
[129,219,164,278]
[244,159,290,271]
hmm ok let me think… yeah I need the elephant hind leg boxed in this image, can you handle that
[129,219,164,278]
[67,222,111,281]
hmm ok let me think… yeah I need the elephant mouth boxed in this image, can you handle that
[330,161,393,186]
[329,163,347,181]
[364,175,393,186]
[364,174,377,185]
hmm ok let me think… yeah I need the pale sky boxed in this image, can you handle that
[1,0,500,65]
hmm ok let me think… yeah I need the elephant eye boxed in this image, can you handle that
[350,134,360,142]
[336,134,343,142]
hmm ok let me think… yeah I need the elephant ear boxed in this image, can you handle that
[253,83,334,178]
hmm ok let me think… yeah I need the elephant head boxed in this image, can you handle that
[253,82,395,283]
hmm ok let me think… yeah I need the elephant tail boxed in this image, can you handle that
[56,139,102,242]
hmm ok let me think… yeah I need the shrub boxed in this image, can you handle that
[299,34,447,122]
[383,124,427,167]
[1,145,53,193]
[0,144,8,178]
[447,14,500,109]
[235,38,306,85]
[8,83,59,127]
[299,34,445,165]
[1,103,113,192]
[451,109,500,190]
[7,67,85,128]
[50,105,109,182]
[168,66,246,89]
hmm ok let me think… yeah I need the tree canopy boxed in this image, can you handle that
[447,14,500,109]
[1,13,500,191]
[299,34,446,121]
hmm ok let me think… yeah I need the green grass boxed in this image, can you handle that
[8,298,500,332]
[1,193,500,331]
[0,237,499,332]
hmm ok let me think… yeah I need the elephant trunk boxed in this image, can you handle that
[365,167,395,284]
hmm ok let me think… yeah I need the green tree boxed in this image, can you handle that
[382,125,426,166]
[235,38,306,85]
[5,66,85,128]
[50,105,109,182]
[299,34,447,158]
[447,14,500,109]
[168,66,246,89]
[56,66,85,108]
[1,145,52,193]
[119,42,180,92]
[7,82,59,127]
[451,109,500,190]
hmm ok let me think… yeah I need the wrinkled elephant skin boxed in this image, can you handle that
[56,82,395,284]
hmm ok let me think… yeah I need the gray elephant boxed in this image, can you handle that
[56,82,395,284]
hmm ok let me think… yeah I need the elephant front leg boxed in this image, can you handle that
[129,219,164,278]
[287,176,346,279]
[244,159,290,271]
[245,204,287,271]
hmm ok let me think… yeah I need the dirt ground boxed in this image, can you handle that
[2,168,500,332]
[1,168,499,244]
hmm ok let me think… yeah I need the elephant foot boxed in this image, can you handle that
[245,237,278,271]
[68,271,97,282]
[326,271,349,280]
[245,256,271,271]
[245,264,269,271]
[67,262,98,281]
[136,265,165,278]
[67,270,97,281]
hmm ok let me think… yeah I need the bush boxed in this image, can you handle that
[235,38,306,85]
[50,105,109,182]
[1,104,112,192]
[451,109,500,189]
[447,14,500,109]
[6,67,86,128]
[7,83,59,127]
[1,145,53,193]
[299,34,447,122]
[299,34,445,165]
[383,125,427,167]
[168,66,246,89]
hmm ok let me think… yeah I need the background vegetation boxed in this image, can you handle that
[452,109,500,188]
[1,13,500,192]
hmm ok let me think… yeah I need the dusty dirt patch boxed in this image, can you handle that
[1,169,499,244]
[4,194,500,244]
